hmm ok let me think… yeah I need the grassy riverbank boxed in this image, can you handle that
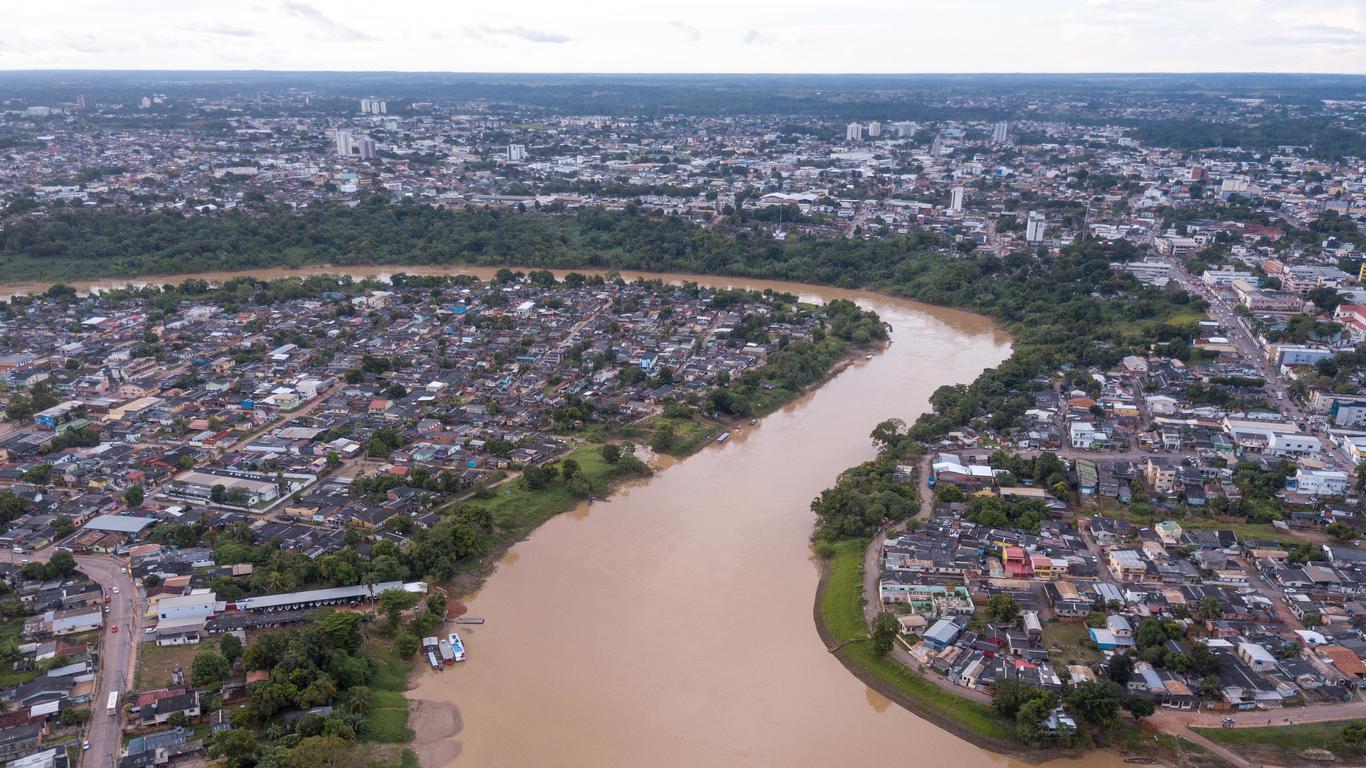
[1193,721,1366,766]
[814,538,1017,747]
[814,539,1232,767]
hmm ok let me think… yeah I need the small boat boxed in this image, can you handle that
[865,354,874,359]
[455,617,484,625]
[716,432,730,444]
[438,639,456,665]
[447,631,467,662]
[426,651,442,670]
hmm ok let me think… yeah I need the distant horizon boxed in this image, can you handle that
[2,68,1366,77]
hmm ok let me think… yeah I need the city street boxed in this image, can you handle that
[0,548,140,767]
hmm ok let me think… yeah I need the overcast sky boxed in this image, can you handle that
[2,0,1364,73]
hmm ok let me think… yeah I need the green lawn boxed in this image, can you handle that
[818,539,1015,744]
[1193,721,1366,765]
[1040,620,1103,667]
[362,640,415,744]
[1097,503,1310,546]
[627,414,724,456]
[483,443,623,535]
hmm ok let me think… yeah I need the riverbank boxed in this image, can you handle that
[814,539,1234,768]
[812,539,1034,755]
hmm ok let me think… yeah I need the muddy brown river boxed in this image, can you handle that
[1,267,1126,768]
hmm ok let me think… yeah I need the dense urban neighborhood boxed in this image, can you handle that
[0,72,1364,768]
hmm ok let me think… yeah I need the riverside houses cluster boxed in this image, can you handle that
[876,243,1366,721]
[0,273,834,766]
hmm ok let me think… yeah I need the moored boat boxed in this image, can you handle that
[447,631,467,662]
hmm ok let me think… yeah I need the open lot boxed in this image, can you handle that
[135,642,199,690]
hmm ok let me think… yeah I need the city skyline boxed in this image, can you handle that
[2,0,1364,74]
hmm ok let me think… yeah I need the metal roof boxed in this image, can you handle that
[83,515,156,533]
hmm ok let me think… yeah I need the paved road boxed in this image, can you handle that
[1,548,139,767]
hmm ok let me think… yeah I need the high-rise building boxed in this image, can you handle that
[360,99,387,114]
[950,187,965,213]
[334,129,354,158]
[992,121,1009,144]
[845,122,863,142]
[74,94,96,111]
[866,121,881,137]
[893,121,918,138]
[360,99,371,114]
[356,137,377,161]
[507,144,528,162]
[1026,211,1047,243]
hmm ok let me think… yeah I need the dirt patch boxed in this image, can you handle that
[408,698,462,768]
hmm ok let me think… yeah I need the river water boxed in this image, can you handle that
[0,267,1123,768]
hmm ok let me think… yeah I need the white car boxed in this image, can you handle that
[82,741,90,751]
[111,587,120,594]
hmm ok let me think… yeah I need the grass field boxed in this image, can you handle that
[135,642,200,690]
[818,539,1015,744]
[627,413,724,456]
[362,640,415,744]
[1040,620,1104,666]
[1096,503,1310,546]
[482,443,625,536]
[0,620,38,688]
[1193,721,1366,765]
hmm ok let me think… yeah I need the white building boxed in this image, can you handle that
[1026,211,1047,243]
[1201,269,1258,287]
[845,122,863,142]
[992,121,1008,143]
[334,129,353,158]
[355,137,377,161]
[950,187,964,213]
[1287,468,1348,497]
[507,143,528,162]
[866,121,881,137]
[1070,421,1108,449]
[157,591,219,622]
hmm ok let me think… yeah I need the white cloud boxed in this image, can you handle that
[0,0,1361,73]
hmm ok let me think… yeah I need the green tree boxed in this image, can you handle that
[207,728,259,768]
[1064,681,1123,725]
[190,652,231,688]
[219,633,243,665]
[1124,694,1155,720]
[871,611,900,656]
[1108,653,1134,685]
[600,443,622,464]
[48,549,76,577]
[123,485,145,507]
[984,595,1021,625]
